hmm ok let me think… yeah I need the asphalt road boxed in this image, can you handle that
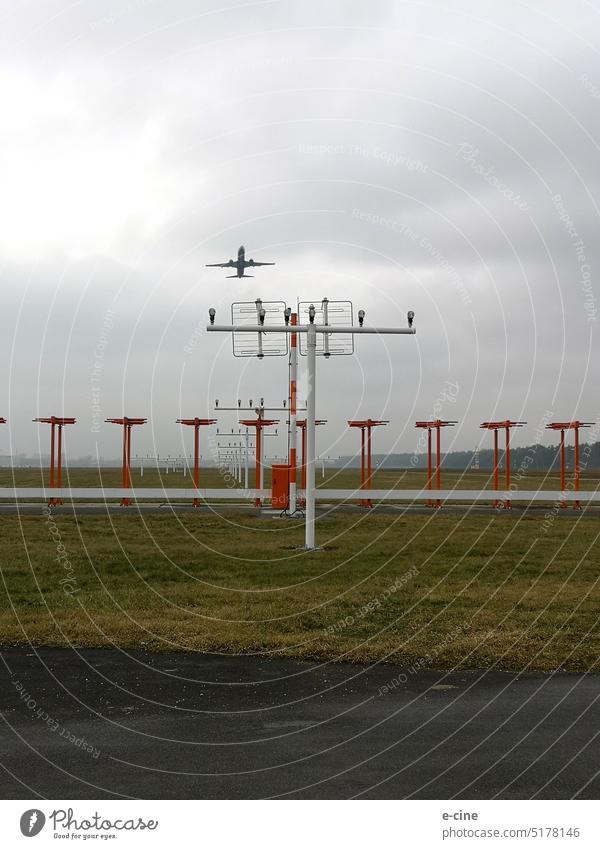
[1,647,599,799]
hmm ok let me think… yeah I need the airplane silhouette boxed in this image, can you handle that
[206,245,275,278]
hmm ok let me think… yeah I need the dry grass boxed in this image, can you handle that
[1,507,599,671]
[0,466,597,501]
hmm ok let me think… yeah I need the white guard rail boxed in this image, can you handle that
[0,488,598,502]
[313,489,600,502]
[0,488,270,500]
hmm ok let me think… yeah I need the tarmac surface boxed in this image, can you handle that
[1,647,599,799]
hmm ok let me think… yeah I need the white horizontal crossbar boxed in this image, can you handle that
[312,489,600,502]
[208,324,415,334]
[0,488,270,500]
[0,488,597,502]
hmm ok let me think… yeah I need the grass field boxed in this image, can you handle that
[1,503,599,672]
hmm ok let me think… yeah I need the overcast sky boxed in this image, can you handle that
[1,0,599,462]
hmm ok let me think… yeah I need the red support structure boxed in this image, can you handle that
[33,417,76,506]
[289,312,298,511]
[480,421,526,508]
[546,421,592,509]
[361,428,366,495]
[239,416,279,506]
[105,417,147,506]
[348,419,388,508]
[177,418,217,506]
[493,430,499,504]
[296,418,327,506]
[560,430,565,497]
[427,427,432,507]
[415,420,457,508]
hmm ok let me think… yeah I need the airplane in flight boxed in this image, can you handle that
[206,245,275,278]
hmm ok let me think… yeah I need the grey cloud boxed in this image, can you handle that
[0,0,599,461]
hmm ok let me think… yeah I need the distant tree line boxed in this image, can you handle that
[362,441,600,471]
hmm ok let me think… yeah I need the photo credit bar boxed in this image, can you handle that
[1,800,599,847]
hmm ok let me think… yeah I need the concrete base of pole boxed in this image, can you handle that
[258,508,304,519]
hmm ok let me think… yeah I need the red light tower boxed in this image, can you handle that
[296,418,327,505]
[480,420,526,508]
[239,415,279,506]
[288,311,299,514]
[105,417,147,506]
[415,420,457,507]
[177,418,217,506]
[546,421,592,509]
[33,416,76,505]
[347,419,388,508]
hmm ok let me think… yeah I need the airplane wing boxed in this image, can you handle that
[247,261,275,267]
[206,261,235,267]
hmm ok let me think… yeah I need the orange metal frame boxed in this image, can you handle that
[296,418,327,506]
[289,312,298,507]
[239,416,279,506]
[348,419,388,508]
[415,420,457,507]
[177,418,217,506]
[546,421,593,509]
[105,417,147,506]
[480,420,526,508]
[33,416,76,506]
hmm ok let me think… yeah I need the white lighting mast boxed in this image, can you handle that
[207,303,416,550]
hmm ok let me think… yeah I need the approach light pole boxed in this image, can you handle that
[288,310,299,514]
[215,396,306,514]
[217,430,256,488]
[33,416,76,505]
[347,419,388,507]
[177,418,217,506]
[415,419,457,508]
[207,304,416,549]
[238,415,279,506]
[545,420,593,509]
[480,420,526,508]
[215,425,277,491]
[105,417,147,506]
